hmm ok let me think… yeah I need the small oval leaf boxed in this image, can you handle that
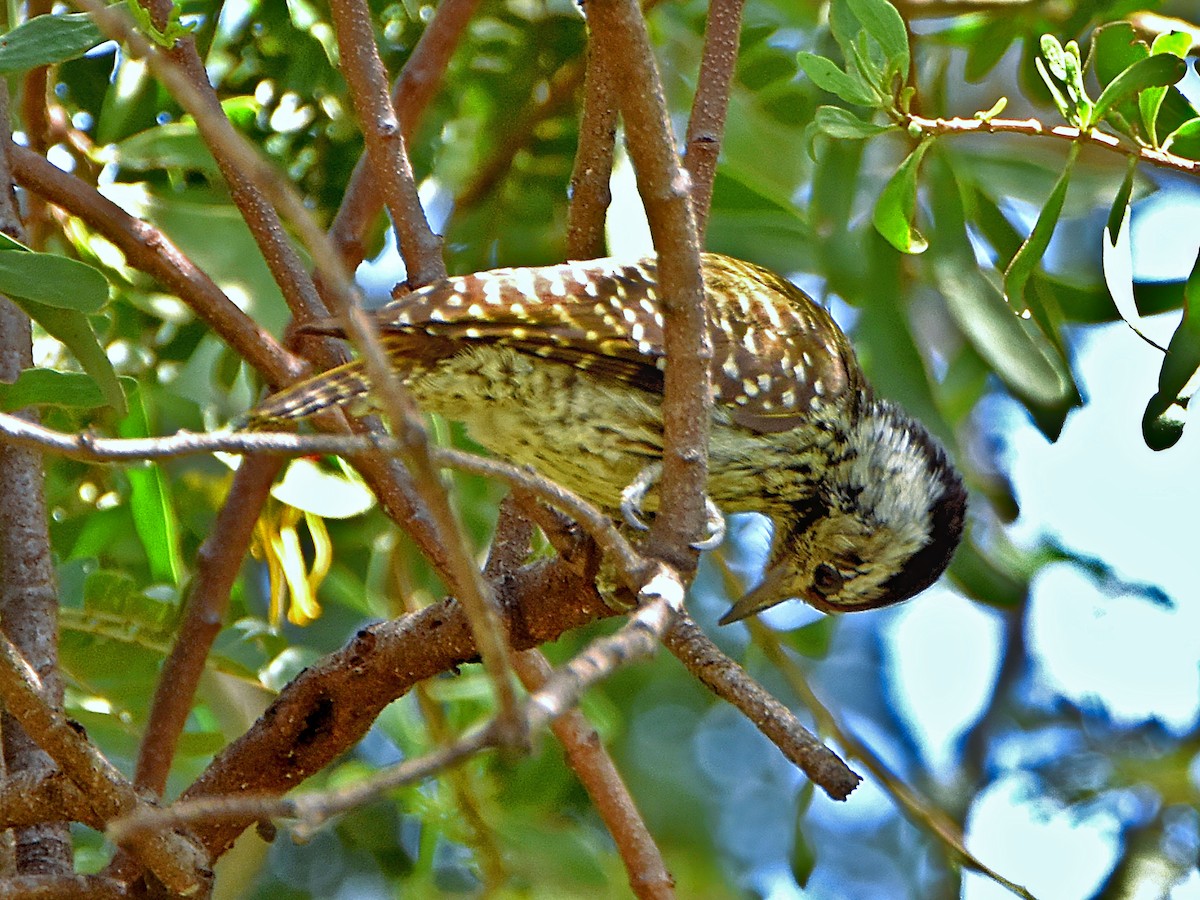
[1004,143,1078,310]
[1093,53,1186,126]
[0,251,110,312]
[872,139,932,254]
[0,12,106,74]
[813,105,895,140]
[12,300,127,417]
[797,52,878,107]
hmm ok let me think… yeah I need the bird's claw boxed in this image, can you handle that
[619,462,725,550]
[691,498,726,551]
[620,463,659,532]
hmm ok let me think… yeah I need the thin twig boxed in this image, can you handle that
[662,615,860,800]
[0,413,653,586]
[905,114,1200,177]
[682,0,746,238]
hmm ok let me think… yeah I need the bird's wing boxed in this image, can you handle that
[300,254,862,434]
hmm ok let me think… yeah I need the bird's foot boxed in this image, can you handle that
[620,462,725,550]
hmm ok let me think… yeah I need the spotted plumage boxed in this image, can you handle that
[246,253,966,621]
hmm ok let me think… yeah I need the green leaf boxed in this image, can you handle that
[1003,142,1079,311]
[948,539,1028,609]
[0,368,134,412]
[872,138,932,254]
[1140,32,1192,143]
[0,12,106,74]
[0,250,110,313]
[1037,35,1093,126]
[1093,53,1186,129]
[13,300,127,418]
[114,123,221,176]
[790,821,817,888]
[928,155,1077,435]
[846,0,909,83]
[1143,248,1200,450]
[1034,57,1074,123]
[118,389,183,586]
[1163,116,1200,155]
[1092,22,1149,87]
[797,52,878,106]
[812,105,895,140]
[1102,158,1157,343]
[1040,34,1069,82]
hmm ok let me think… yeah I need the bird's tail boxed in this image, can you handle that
[238,360,373,429]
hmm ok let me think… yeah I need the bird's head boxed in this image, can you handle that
[719,402,967,624]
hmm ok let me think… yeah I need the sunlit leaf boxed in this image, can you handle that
[0,11,106,74]
[118,389,183,586]
[1139,32,1192,144]
[797,52,879,106]
[1102,159,1159,346]
[14,300,127,417]
[872,138,932,253]
[1143,248,1200,449]
[1003,142,1078,311]
[1093,53,1185,129]
[846,0,909,84]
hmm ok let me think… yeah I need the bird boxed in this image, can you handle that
[244,253,967,624]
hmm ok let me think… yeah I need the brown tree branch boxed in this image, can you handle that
[487,499,674,899]
[567,39,618,260]
[0,82,71,876]
[0,770,98,831]
[583,0,710,576]
[8,146,302,389]
[682,0,746,239]
[662,615,860,800]
[327,0,445,286]
[326,0,520,740]
[132,456,284,795]
[0,873,131,899]
[0,632,211,896]
[329,0,481,268]
[514,651,676,899]
[174,557,611,859]
[133,0,328,325]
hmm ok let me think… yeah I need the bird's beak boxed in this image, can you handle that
[718,562,794,625]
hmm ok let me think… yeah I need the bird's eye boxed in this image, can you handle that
[812,563,844,596]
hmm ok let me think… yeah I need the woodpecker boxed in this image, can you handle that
[245,253,967,623]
